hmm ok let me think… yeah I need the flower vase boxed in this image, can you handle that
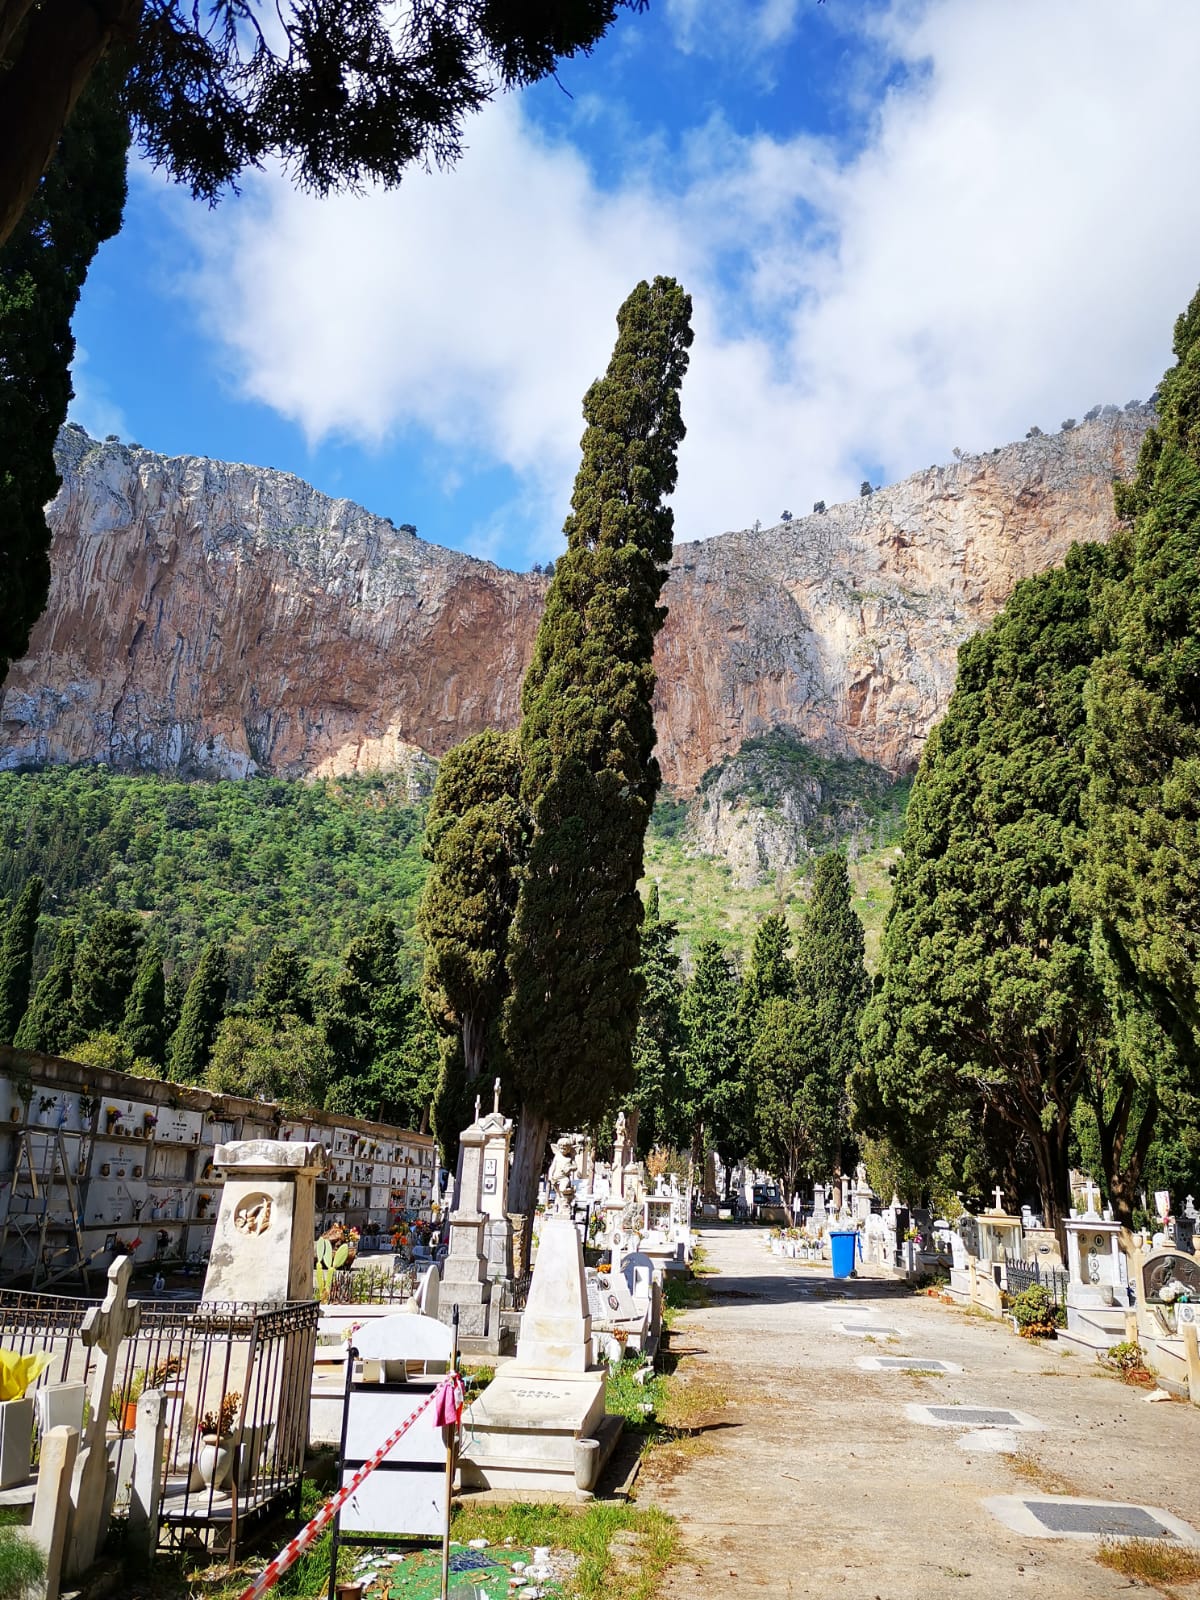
[198,1435,235,1490]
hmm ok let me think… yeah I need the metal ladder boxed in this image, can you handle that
[0,1123,90,1288]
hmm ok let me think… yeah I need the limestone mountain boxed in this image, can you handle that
[1,409,1151,792]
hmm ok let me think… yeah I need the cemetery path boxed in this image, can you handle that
[639,1225,1198,1599]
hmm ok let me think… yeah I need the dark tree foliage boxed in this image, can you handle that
[630,883,686,1156]
[854,549,1115,1234]
[503,276,693,1209]
[0,65,129,685]
[245,943,312,1024]
[740,912,794,1022]
[678,939,745,1173]
[1084,284,1200,1061]
[322,913,438,1131]
[121,941,166,1065]
[72,907,143,1040]
[750,994,830,1218]
[13,922,75,1054]
[168,940,228,1080]
[796,851,868,1175]
[418,729,527,1092]
[0,876,42,1044]
[0,0,646,252]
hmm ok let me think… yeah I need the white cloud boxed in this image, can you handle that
[170,0,1200,561]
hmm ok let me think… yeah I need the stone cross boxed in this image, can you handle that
[67,1256,141,1577]
[493,1077,501,1115]
[474,1094,481,1122]
[992,1186,1005,1213]
[1084,1179,1100,1216]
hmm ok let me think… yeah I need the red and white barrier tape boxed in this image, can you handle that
[234,1376,457,1600]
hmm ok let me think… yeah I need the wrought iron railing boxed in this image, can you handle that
[0,1288,317,1561]
[323,1262,418,1305]
[1002,1252,1069,1310]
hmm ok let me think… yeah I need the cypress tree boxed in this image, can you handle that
[72,908,143,1039]
[630,884,686,1155]
[14,923,75,1054]
[0,877,42,1043]
[168,942,228,1081]
[0,67,129,683]
[246,944,312,1024]
[503,277,693,1211]
[678,940,746,1174]
[750,995,829,1221]
[418,729,527,1089]
[854,550,1116,1234]
[741,912,794,1023]
[122,943,166,1066]
[1083,283,1200,1060]
[796,852,869,1185]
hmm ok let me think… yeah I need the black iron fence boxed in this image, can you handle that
[0,1288,317,1561]
[323,1261,418,1305]
[1002,1252,1069,1310]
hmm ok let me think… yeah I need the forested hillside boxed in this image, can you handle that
[0,769,429,992]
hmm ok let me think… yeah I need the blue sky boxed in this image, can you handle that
[71,0,1200,571]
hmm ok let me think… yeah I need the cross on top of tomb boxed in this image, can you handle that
[81,1254,141,1430]
[992,1186,1005,1214]
[493,1077,501,1116]
[1084,1179,1100,1216]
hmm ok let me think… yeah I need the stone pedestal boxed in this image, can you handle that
[202,1140,326,1303]
[478,1092,514,1286]
[460,1213,608,1493]
[438,1114,492,1338]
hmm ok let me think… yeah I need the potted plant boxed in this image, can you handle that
[197,1391,240,1489]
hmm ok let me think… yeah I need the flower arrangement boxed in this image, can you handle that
[143,1112,157,1131]
[106,1106,123,1130]
[37,1095,55,1114]
[1158,1280,1192,1304]
[200,1391,241,1440]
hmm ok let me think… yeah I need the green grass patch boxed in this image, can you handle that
[450,1502,678,1600]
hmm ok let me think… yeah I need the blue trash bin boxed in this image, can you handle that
[830,1229,859,1279]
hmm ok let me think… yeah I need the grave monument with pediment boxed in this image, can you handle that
[1062,1181,1130,1351]
[202,1139,327,1303]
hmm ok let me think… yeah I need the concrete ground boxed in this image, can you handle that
[639,1225,1199,1599]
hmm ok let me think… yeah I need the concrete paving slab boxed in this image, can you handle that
[985,1494,1200,1542]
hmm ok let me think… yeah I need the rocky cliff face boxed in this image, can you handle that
[1,411,1151,788]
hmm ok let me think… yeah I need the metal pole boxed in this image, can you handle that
[440,1307,459,1600]
[327,1343,357,1600]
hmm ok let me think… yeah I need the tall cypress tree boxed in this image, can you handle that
[72,908,143,1039]
[168,942,228,1081]
[630,884,686,1155]
[418,729,528,1151]
[796,852,869,1186]
[14,923,76,1054]
[1083,283,1200,1061]
[503,277,693,1212]
[741,912,795,1023]
[246,943,312,1025]
[0,877,42,1043]
[122,942,166,1066]
[678,939,746,1175]
[854,552,1115,1234]
[0,66,129,684]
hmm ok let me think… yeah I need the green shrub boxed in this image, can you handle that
[1010,1284,1063,1337]
[0,1524,46,1600]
